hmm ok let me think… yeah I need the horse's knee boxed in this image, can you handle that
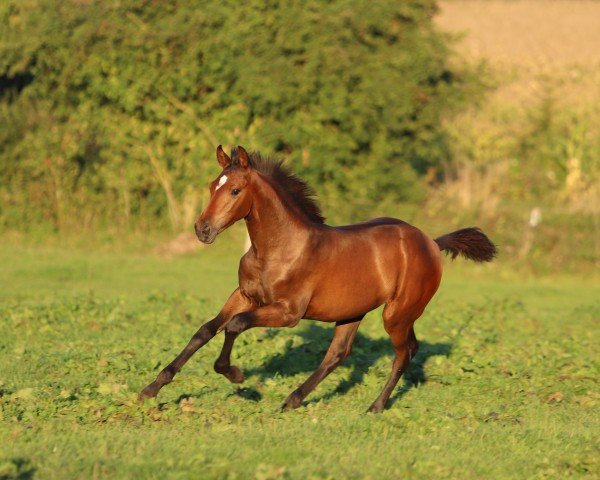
[225,315,247,334]
[214,358,229,375]
[193,324,216,344]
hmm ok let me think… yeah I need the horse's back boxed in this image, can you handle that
[334,216,408,232]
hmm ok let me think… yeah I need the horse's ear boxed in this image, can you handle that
[216,145,231,169]
[237,146,250,169]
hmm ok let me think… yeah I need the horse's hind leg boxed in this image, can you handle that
[367,303,421,413]
[282,317,362,411]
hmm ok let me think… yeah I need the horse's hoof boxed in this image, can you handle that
[366,402,384,414]
[281,392,303,411]
[224,366,245,384]
[138,384,158,401]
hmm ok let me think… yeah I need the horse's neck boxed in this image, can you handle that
[245,178,312,258]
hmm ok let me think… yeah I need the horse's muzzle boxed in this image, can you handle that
[195,220,217,244]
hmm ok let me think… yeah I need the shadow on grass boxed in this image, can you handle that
[245,323,452,408]
[0,457,36,480]
[176,386,263,404]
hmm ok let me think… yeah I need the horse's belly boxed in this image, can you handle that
[304,270,391,321]
[304,296,383,321]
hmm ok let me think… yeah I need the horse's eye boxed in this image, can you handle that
[231,188,241,196]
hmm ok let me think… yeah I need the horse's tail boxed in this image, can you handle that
[434,227,497,263]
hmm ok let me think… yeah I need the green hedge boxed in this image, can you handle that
[0,0,474,231]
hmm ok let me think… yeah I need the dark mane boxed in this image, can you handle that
[230,148,325,224]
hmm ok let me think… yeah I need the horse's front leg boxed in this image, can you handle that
[213,301,304,383]
[139,289,251,399]
[213,330,245,383]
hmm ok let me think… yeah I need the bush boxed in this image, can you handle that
[0,0,475,231]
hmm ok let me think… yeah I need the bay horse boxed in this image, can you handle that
[140,145,496,412]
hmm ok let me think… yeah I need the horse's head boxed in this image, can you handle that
[195,145,254,244]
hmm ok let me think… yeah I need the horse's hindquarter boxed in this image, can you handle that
[304,220,442,321]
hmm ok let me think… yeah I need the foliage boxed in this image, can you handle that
[0,0,474,231]
[0,244,598,479]
[419,61,600,274]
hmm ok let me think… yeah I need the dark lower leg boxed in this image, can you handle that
[210,303,303,386]
[281,355,342,410]
[368,329,420,412]
[139,318,220,398]
[214,331,244,383]
[282,319,361,410]
[367,350,410,413]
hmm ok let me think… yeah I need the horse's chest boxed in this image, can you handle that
[240,274,268,305]
[239,256,279,305]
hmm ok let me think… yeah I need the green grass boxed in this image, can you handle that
[0,240,598,479]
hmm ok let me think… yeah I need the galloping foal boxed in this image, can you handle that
[140,146,496,412]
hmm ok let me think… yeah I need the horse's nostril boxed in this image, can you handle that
[195,221,212,240]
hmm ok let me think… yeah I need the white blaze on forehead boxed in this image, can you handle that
[215,175,228,191]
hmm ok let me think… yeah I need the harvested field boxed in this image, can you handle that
[437,0,600,65]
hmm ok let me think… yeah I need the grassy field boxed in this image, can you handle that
[0,237,598,479]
